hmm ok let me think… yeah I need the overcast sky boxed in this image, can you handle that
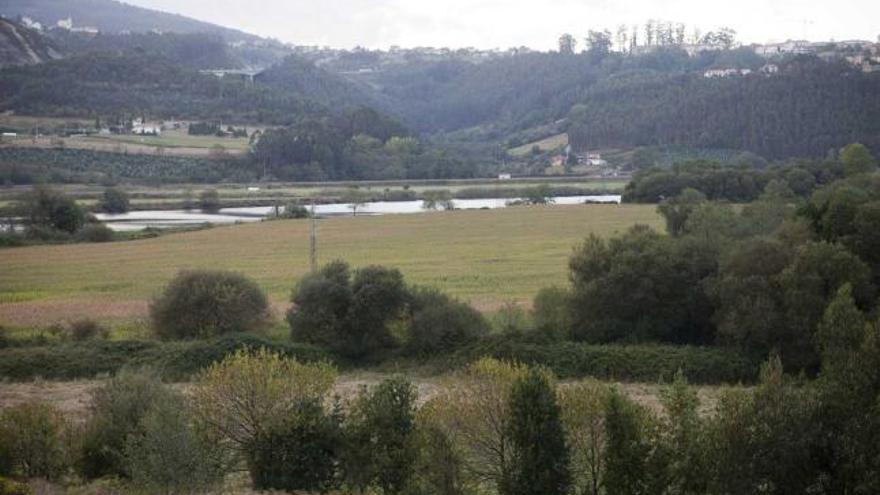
[125,0,880,50]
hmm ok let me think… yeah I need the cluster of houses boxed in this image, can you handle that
[293,45,529,73]
[549,148,609,169]
[705,39,880,78]
[20,15,98,35]
[754,39,880,72]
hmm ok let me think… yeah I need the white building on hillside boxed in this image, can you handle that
[754,40,814,57]
[704,68,752,78]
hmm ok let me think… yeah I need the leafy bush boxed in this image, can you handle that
[280,203,311,219]
[192,349,338,456]
[69,319,108,341]
[100,187,130,213]
[124,391,226,494]
[0,340,157,380]
[406,287,489,355]
[23,225,71,243]
[0,401,70,480]
[79,369,175,479]
[0,334,330,381]
[343,376,418,494]
[150,270,270,340]
[17,185,86,234]
[248,400,342,493]
[531,287,573,342]
[0,478,30,495]
[199,189,221,213]
[288,261,408,359]
[454,337,760,384]
[492,301,532,335]
[75,223,115,243]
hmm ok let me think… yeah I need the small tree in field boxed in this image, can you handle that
[101,187,130,213]
[288,261,408,359]
[0,401,70,480]
[502,368,571,495]
[199,188,221,213]
[421,359,531,492]
[79,369,174,479]
[343,188,369,216]
[124,391,226,494]
[192,349,337,455]
[150,270,269,340]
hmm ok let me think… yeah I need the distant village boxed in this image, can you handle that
[15,13,880,76]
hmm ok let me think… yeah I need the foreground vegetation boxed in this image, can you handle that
[1,344,877,494]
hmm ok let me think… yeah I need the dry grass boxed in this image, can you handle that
[0,204,660,327]
[0,373,726,423]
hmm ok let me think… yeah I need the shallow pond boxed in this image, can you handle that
[95,195,622,231]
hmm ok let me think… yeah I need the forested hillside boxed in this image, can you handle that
[567,58,880,159]
[0,17,62,68]
[0,51,347,124]
[357,48,761,136]
[256,55,382,111]
[0,0,256,41]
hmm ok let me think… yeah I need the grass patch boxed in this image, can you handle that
[0,291,50,303]
[508,133,569,156]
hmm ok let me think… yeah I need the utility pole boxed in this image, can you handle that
[309,199,317,272]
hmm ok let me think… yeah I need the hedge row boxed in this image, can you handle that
[453,337,761,384]
[0,334,330,381]
[0,333,760,385]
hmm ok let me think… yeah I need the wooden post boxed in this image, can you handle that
[309,200,317,272]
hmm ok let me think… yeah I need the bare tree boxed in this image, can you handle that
[558,33,577,54]
[616,25,629,53]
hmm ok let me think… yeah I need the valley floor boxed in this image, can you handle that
[0,204,661,329]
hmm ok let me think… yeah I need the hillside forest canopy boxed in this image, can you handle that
[0,17,877,182]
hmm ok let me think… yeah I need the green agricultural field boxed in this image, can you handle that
[0,204,660,328]
[508,133,569,156]
[80,128,251,151]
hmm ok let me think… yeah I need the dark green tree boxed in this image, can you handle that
[501,369,571,495]
[18,185,86,234]
[248,400,342,493]
[343,376,418,495]
[603,390,653,495]
[100,187,130,213]
[840,143,877,177]
[657,188,708,236]
[150,270,269,339]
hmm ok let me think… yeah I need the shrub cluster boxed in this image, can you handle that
[0,333,328,381]
[455,337,759,384]
[150,270,270,340]
[288,261,489,360]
